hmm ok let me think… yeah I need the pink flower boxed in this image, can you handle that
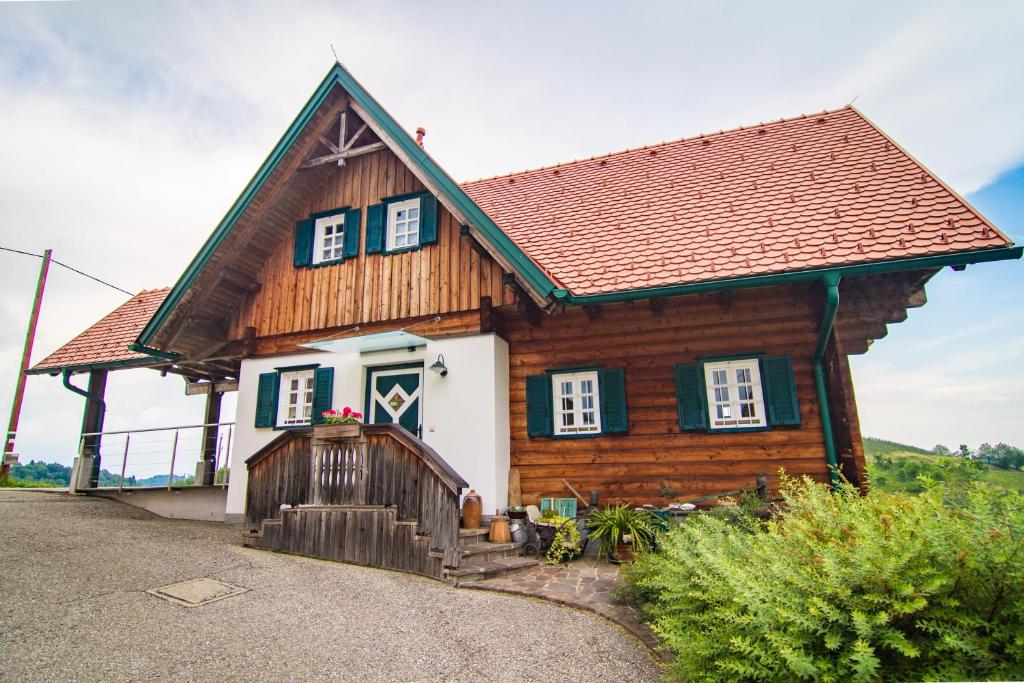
[352,412,363,419]
[342,406,352,417]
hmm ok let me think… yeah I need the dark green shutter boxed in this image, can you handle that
[419,194,438,245]
[311,367,334,425]
[761,356,800,426]
[674,364,708,431]
[255,372,279,428]
[525,374,553,437]
[599,368,628,433]
[365,203,385,254]
[293,218,314,267]
[342,208,361,259]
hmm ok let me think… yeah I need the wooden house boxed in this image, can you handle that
[34,63,1020,576]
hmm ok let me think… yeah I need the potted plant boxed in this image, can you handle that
[506,504,527,520]
[316,406,363,439]
[587,504,658,563]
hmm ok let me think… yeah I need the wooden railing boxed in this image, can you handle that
[244,428,313,529]
[245,424,468,571]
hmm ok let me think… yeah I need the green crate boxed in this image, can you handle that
[540,497,578,518]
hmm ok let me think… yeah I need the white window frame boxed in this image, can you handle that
[703,359,767,430]
[551,370,602,436]
[386,198,421,251]
[277,369,315,427]
[313,212,346,264]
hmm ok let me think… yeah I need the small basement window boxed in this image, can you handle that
[387,197,421,251]
[703,359,767,430]
[277,369,315,426]
[313,213,345,264]
[552,370,602,435]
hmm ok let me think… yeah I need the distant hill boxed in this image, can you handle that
[5,460,191,488]
[863,437,931,458]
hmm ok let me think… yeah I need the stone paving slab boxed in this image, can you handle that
[467,558,667,659]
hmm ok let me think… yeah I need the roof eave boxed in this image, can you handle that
[137,62,557,349]
[552,246,1023,305]
[26,356,166,377]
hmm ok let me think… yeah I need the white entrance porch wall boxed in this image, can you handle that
[226,333,510,517]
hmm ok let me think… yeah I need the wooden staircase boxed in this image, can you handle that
[242,424,536,583]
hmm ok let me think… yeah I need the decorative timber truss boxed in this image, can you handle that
[302,108,386,169]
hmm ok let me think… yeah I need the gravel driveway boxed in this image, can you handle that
[0,490,662,682]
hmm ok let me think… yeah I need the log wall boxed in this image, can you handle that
[506,283,841,504]
[228,147,513,340]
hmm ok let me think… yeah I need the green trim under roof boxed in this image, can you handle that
[27,356,166,376]
[136,62,558,350]
[552,246,1023,305]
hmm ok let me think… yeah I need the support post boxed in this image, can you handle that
[63,369,107,489]
[197,390,223,486]
[2,249,51,484]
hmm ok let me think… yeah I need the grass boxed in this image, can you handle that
[0,478,62,489]
[864,437,1024,494]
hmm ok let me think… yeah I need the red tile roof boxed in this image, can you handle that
[30,288,171,374]
[461,106,1013,296]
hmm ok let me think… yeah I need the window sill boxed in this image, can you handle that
[705,425,771,434]
[550,431,606,440]
[272,424,313,431]
[383,245,422,256]
[309,257,347,268]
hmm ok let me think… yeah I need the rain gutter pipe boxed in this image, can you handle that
[813,273,842,488]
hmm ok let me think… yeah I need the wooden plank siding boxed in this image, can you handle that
[505,283,845,505]
[227,147,514,343]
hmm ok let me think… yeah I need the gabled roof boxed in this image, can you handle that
[461,106,1018,301]
[29,289,171,375]
[135,62,558,352]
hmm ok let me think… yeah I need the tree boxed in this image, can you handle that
[958,444,973,459]
[932,444,952,456]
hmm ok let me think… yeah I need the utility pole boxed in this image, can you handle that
[2,249,51,484]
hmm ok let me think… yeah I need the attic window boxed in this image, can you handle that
[387,198,421,251]
[313,212,346,264]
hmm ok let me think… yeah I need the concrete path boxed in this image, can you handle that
[0,491,662,682]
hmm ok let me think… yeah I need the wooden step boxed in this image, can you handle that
[459,542,521,562]
[459,527,490,543]
[445,556,540,584]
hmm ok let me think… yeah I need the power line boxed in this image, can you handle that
[0,246,135,297]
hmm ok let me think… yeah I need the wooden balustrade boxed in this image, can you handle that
[244,428,313,529]
[245,423,469,576]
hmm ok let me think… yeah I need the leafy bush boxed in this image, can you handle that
[624,477,1024,682]
[587,504,659,559]
[542,516,582,565]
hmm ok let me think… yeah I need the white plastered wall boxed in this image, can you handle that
[226,333,509,517]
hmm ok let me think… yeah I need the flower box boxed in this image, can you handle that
[313,423,362,440]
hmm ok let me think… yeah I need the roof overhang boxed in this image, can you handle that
[551,246,1023,305]
[299,330,430,354]
[136,62,558,352]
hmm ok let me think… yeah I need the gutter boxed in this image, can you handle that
[127,343,179,361]
[812,274,842,488]
[551,246,1022,306]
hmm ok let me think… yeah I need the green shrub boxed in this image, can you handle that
[587,504,659,559]
[624,477,1024,682]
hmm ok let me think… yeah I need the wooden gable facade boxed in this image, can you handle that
[227,144,514,347]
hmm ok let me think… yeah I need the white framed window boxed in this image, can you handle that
[313,213,345,264]
[277,369,315,426]
[386,198,421,251]
[703,359,767,430]
[552,371,602,435]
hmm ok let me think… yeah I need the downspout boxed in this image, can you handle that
[62,369,106,444]
[813,273,842,488]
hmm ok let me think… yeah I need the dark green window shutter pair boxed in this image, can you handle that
[673,356,799,431]
[293,219,314,267]
[342,208,362,259]
[310,367,334,425]
[598,368,628,433]
[254,367,334,428]
[525,369,629,437]
[365,193,438,253]
[254,373,279,428]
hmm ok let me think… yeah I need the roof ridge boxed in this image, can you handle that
[459,105,853,186]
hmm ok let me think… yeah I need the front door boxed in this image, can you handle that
[366,364,423,436]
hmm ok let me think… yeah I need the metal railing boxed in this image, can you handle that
[77,422,234,491]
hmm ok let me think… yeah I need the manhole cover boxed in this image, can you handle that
[147,578,248,607]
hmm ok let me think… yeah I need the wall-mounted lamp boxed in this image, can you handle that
[428,354,448,377]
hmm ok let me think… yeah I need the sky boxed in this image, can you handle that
[0,0,1022,475]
